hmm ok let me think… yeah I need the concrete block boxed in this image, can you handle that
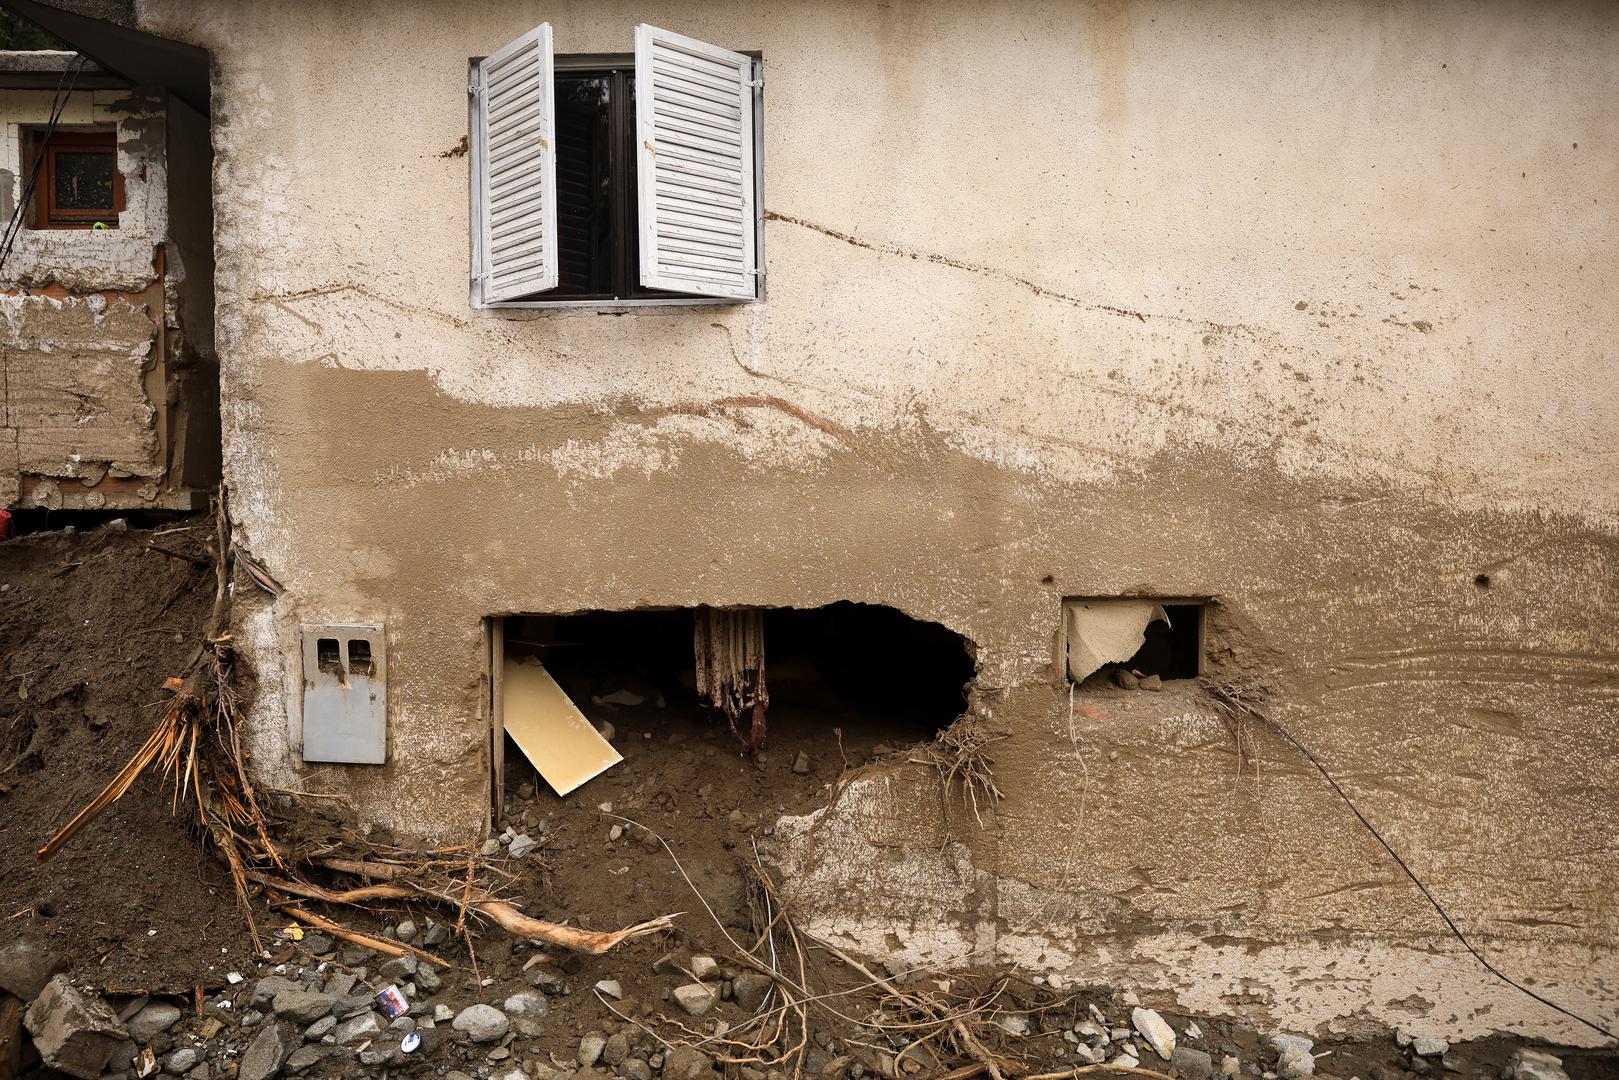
[22,975,128,1079]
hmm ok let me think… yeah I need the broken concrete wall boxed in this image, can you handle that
[136,0,1619,1046]
[1,294,159,502]
[0,81,215,509]
[0,87,166,292]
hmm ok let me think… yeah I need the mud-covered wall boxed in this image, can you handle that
[139,0,1618,1045]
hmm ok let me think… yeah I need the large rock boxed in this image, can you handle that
[22,975,128,1079]
[0,937,66,1002]
[579,1031,607,1066]
[249,976,301,1010]
[451,1003,509,1043]
[1268,1035,1314,1080]
[504,989,550,1036]
[1173,1047,1215,1079]
[731,973,773,1014]
[125,1000,183,1042]
[333,1010,386,1045]
[503,990,549,1018]
[673,983,717,1016]
[285,1044,330,1074]
[663,1045,713,1080]
[1503,1049,1569,1080]
[271,990,337,1025]
[1131,1008,1176,1061]
[239,1022,295,1080]
[164,1046,202,1073]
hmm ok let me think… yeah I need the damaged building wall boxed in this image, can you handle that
[135,0,1619,1046]
[0,71,215,509]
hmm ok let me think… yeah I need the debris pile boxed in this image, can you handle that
[1,513,1609,1080]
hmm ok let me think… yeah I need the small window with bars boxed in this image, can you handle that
[470,24,762,307]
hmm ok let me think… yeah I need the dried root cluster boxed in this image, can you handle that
[37,497,673,967]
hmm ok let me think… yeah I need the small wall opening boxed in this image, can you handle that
[494,603,975,810]
[347,639,374,677]
[1130,603,1203,680]
[1063,598,1206,686]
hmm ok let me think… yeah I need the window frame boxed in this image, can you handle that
[30,127,124,230]
[469,50,765,310]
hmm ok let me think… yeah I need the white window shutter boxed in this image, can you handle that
[476,24,557,303]
[635,24,758,299]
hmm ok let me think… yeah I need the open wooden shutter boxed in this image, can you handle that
[476,24,557,303]
[635,24,758,299]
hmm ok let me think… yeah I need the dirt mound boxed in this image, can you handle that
[0,518,258,992]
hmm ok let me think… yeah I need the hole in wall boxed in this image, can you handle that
[507,603,973,742]
[1474,574,1491,589]
[495,603,976,813]
[1064,598,1206,686]
[1129,604,1203,680]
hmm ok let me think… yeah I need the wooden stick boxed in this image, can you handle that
[146,542,209,567]
[474,902,678,955]
[277,905,451,968]
[249,872,414,906]
[277,867,680,956]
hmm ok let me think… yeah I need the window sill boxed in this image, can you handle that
[473,296,757,313]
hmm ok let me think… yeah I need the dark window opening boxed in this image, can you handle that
[1113,604,1203,682]
[548,62,678,301]
[347,639,375,677]
[316,637,342,675]
[30,129,122,229]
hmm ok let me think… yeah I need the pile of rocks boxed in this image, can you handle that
[0,924,1589,1080]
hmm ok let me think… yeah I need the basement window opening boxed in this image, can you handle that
[491,603,975,813]
[1063,599,1206,687]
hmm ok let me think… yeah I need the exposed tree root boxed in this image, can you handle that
[37,488,681,971]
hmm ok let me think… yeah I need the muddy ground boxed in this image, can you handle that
[1,517,1615,1080]
[0,517,260,992]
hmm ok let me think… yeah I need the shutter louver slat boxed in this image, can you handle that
[476,23,558,303]
[636,24,758,299]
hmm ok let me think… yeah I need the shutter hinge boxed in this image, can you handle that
[746,77,762,89]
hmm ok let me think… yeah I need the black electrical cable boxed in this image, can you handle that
[0,53,87,276]
[1208,684,1615,1042]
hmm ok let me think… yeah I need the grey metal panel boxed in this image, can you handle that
[301,623,387,765]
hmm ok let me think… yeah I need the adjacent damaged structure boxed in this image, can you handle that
[0,36,215,510]
[9,0,1618,1051]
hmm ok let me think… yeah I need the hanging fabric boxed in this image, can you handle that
[693,606,768,752]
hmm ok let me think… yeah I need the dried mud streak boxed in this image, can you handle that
[764,210,1152,322]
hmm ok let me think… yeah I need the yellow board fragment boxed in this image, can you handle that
[502,656,623,796]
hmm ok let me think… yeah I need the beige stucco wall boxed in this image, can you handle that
[139,0,1617,1046]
